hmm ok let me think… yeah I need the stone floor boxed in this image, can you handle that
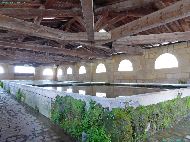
[0,89,74,142]
[150,115,190,142]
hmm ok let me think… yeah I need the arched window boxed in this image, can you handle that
[118,59,133,71]
[155,53,178,69]
[14,66,35,74]
[96,63,106,73]
[67,67,72,75]
[0,66,4,74]
[43,68,53,76]
[57,69,63,76]
[79,66,86,74]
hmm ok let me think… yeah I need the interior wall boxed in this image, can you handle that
[70,41,190,83]
[0,41,190,83]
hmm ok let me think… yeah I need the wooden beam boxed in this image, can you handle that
[114,31,190,45]
[80,0,94,41]
[112,44,144,55]
[0,8,80,19]
[33,5,45,25]
[110,0,190,41]
[99,15,127,31]
[95,12,109,31]
[0,14,111,42]
[0,40,105,58]
[0,3,41,8]
[95,0,154,14]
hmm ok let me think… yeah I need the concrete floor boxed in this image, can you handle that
[0,89,74,142]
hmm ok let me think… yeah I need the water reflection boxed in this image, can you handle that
[45,87,53,90]
[79,90,86,95]
[66,88,73,93]
[96,92,106,97]
[42,86,163,98]
[57,87,62,92]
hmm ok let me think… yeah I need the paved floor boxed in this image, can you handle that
[0,89,74,142]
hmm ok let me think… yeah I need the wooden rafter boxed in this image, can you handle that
[95,0,154,14]
[0,14,110,42]
[109,0,190,42]
[0,8,80,19]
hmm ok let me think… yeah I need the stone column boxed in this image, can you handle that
[53,65,58,81]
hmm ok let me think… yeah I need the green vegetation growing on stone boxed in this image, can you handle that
[51,95,190,142]
[0,81,3,88]
[178,80,187,84]
[16,89,25,102]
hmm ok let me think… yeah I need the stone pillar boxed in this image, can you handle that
[53,65,58,81]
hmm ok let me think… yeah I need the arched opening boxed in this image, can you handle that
[14,66,35,74]
[79,66,86,74]
[99,29,107,33]
[118,59,133,71]
[0,66,4,74]
[57,69,63,76]
[96,63,106,73]
[43,68,53,76]
[155,53,178,69]
[67,67,72,75]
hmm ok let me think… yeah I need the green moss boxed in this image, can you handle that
[51,95,190,142]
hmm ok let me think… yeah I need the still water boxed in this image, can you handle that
[42,86,164,98]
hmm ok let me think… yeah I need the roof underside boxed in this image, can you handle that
[0,0,189,66]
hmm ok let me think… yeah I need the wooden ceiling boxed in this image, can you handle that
[0,0,189,66]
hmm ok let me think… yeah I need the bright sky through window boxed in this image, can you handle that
[99,29,107,33]
[96,63,106,73]
[155,53,178,69]
[118,60,133,71]
[14,66,35,74]
[79,66,86,74]
[57,69,62,76]
[67,67,72,74]
[43,68,53,76]
[0,66,4,73]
